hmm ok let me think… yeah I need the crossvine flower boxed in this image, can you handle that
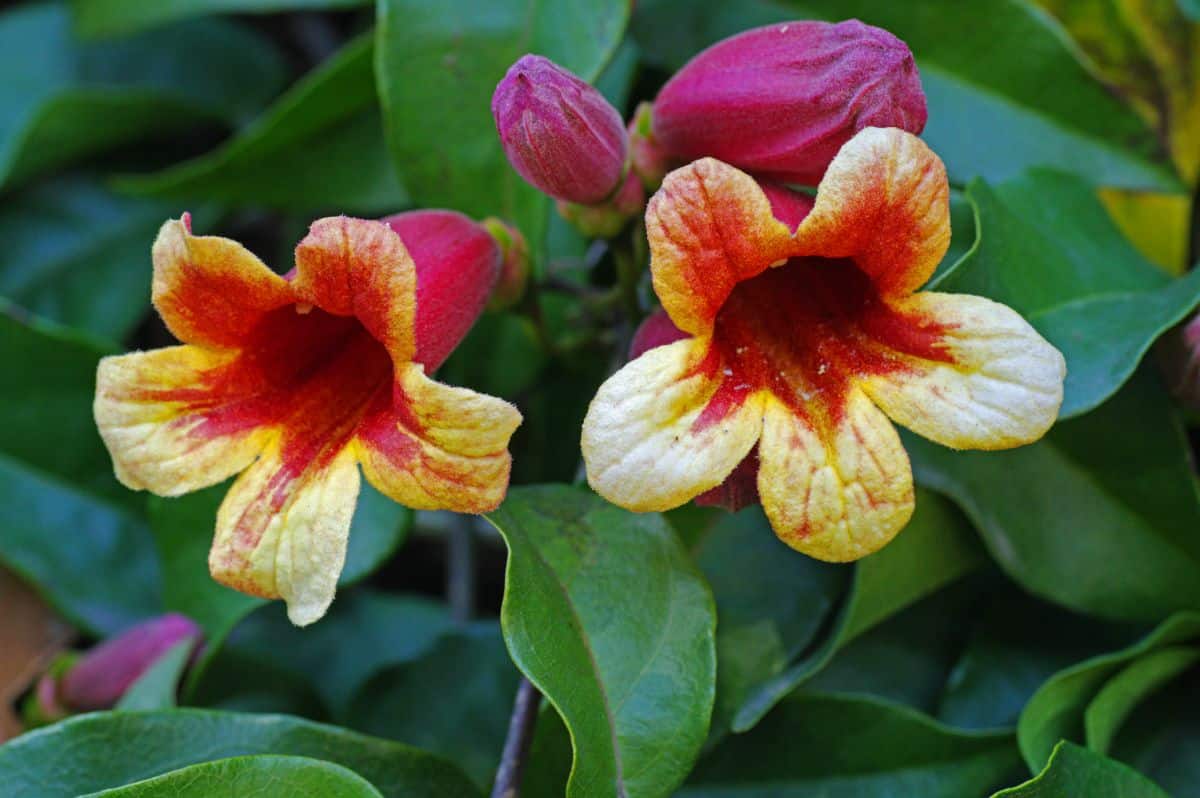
[94,212,523,625]
[582,127,1065,561]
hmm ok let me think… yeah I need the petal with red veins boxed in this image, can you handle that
[861,292,1066,450]
[151,217,294,349]
[795,127,950,297]
[647,158,795,336]
[209,442,360,627]
[758,390,914,561]
[356,363,522,514]
[582,337,766,511]
[94,346,273,496]
[292,216,417,363]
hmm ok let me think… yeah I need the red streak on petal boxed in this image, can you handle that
[713,257,954,429]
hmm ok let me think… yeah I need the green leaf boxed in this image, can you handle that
[937,588,1140,731]
[0,176,215,341]
[728,489,983,732]
[934,171,1200,417]
[910,371,1200,623]
[631,0,1176,190]
[0,5,286,190]
[0,307,160,634]
[71,0,370,38]
[347,623,521,790]
[992,741,1171,798]
[80,755,384,798]
[1017,612,1200,771]
[375,0,630,250]
[115,638,196,710]
[487,485,717,798]
[148,484,411,660]
[1109,668,1200,797]
[120,36,408,214]
[1084,645,1200,755]
[0,709,480,797]
[681,693,1023,797]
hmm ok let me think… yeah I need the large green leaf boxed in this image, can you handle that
[487,485,717,798]
[0,176,213,341]
[81,755,384,798]
[0,307,159,633]
[726,489,983,732]
[0,4,285,190]
[1017,612,1200,770]
[631,0,1176,189]
[992,741,1171,798]
[375,0,630,250]
[71,0,369,38]
[910,371,1200,623]
[933,170,1200,417]
[1109,668,1200,797]
[121,36,407,214]
[681,693,1022,797]
[0,710,479,797]
[1084,645,1200,755]
[347,623,521,790]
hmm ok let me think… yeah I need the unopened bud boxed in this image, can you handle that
[493,54,628,204]
[483,218,530,310]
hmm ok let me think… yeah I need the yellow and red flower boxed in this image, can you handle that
[582,127,1066,561]
[94,212,522,625]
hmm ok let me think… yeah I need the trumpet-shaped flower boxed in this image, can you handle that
[95,213,522,625]
[582,128,1065,561]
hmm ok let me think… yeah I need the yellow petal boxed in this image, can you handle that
[647,157,795,336]
[152,217,294,349]
[795,127,950,297]
[581,337,766,512]
[861,292,1066,450]
[758,391,914,562]
[355,363,522,514]
[210,442,360,627]
[94,346,272,496]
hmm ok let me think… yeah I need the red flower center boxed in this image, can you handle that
[710,257,954,430]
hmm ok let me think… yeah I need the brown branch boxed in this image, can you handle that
[490,678,542,798]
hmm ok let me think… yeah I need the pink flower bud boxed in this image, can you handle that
[556,170,645,239]
[58,614,201,712]
[1159,311,1200,411]
[493,54,629,204]
[382,210,502,371]
[653,20,927,185]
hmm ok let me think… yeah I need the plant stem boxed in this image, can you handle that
[490,678,542,798]
[446,514,475,624]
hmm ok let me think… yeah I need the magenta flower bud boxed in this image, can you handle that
[58,613,201,711]
[1160,311,1200,411]
[493,54,629,204]
[653,20,927,185]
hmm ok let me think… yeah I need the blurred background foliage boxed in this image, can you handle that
[1,0,1200,796]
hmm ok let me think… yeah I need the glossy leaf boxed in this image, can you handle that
[993,741,1171,798]
[1017,612,1200,770]
[1084,645,1200,755]
[0,5,285,190]
[347,623,520,790]
[0,308,159,634]
[72,0,370,38]
[0,709,480,797]
[121,36,407,214]
[632,0,1176,189]
[0,176,214,341]
[487,485,717,798]
[682,693,1023,797]
[375,0,630,250]
[1109,668,1200,797]
[910,371,1200,623]
[728,489,983,732]
[934,170,1200,417]
[81,755,384,798]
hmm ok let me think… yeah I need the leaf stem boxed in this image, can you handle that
[446,513,475,623]
[490,677,542,798]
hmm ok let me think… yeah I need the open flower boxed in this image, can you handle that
[582,128,1065,561]
[95,213,522,625]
